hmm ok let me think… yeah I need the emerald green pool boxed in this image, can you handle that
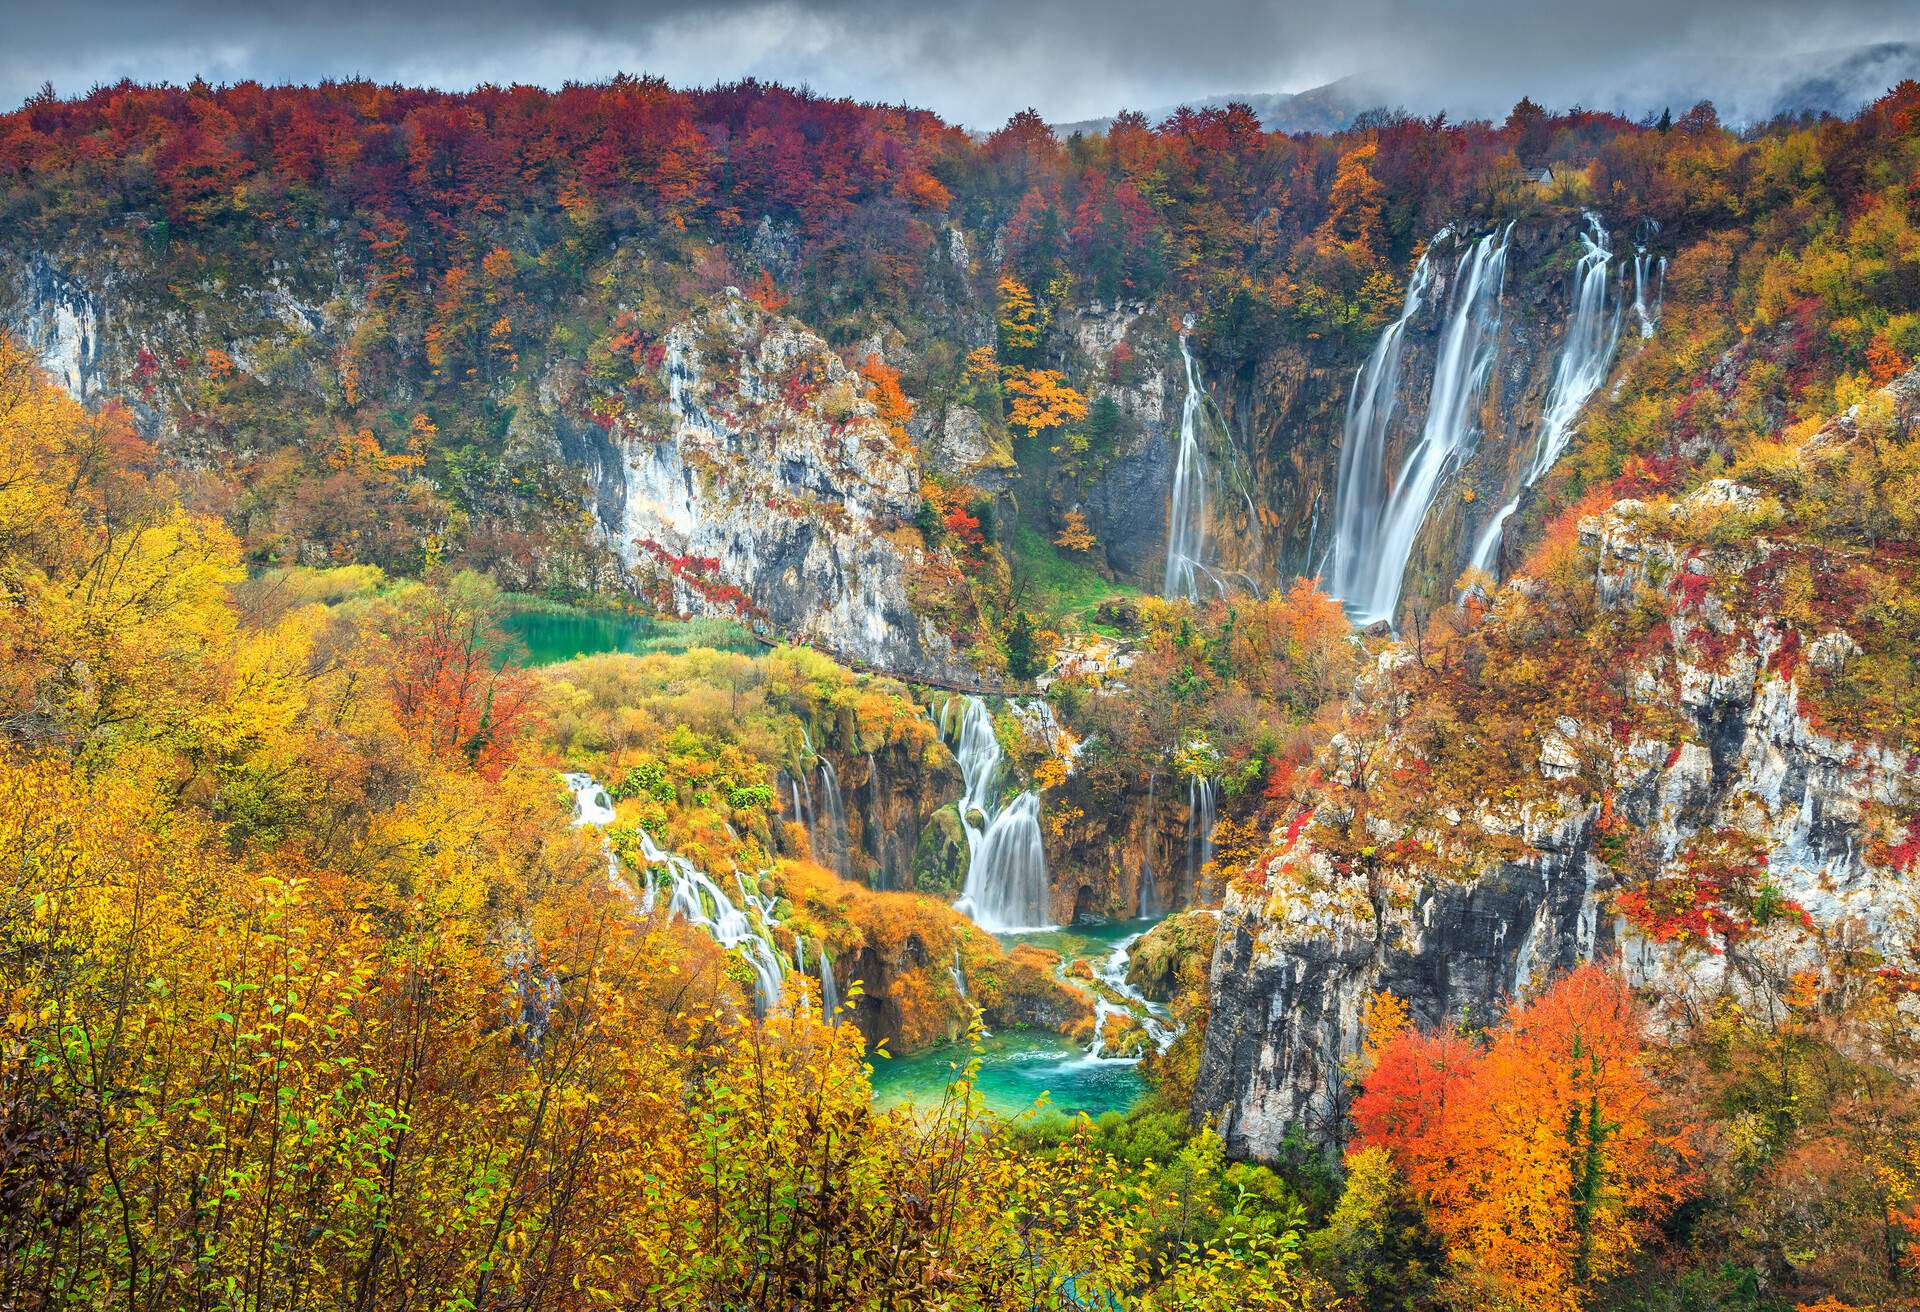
[498,609,758,666]
[868,1028,1145,1121]
[868,918,1162,1121]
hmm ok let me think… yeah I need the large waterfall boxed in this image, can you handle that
[1328,237,1441,609]
[1333,225,1512,625]
[944,696,1053,933]
[1164,326,1217,601]
[564,771,789,1013]
[1465,213,1625,580]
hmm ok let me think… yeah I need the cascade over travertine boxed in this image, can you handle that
[945,696,1053,932]
[1085,932,1178,1061]
[564,772,789,1013]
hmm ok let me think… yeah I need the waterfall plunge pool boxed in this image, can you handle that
[869,918,1163,1121]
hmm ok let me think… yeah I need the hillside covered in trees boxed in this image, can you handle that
[2,65,1919,1312]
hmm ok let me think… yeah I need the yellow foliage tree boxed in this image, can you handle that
[1003,366,1089,439]
[1055,508,1098,553]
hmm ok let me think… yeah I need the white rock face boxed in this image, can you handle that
[1197,468,1920,1160]
[587,289,979,683]
[8,255,103,401]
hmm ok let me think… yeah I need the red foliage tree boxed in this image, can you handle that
[1352,967,1689,1310]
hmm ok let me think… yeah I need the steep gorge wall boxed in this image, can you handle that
[2,243,984,681]
[1195,462,1920,1159]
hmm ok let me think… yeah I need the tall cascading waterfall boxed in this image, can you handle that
[816,756,852,878]
[1163,324,1218,601]
[943,695,1054,932]
[563,772,788,1012]
[1334,225,1513,625]
[1138,772,1160,917]
[790,727,853,880]
[1328,236,1443,608]
[864,751,888,889]
[1465,213,1626,581]
[816,940,840,1022]
[1184,775,1217,904]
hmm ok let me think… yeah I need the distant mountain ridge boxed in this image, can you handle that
[1052,75,1387,138]
[1054,40,1920,137]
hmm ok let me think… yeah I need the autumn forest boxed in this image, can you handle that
[1,29,1920,1312]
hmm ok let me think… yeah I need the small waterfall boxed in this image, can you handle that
[1085,933,1177,1061]
[566,771,618,827]
[816,756,852,879]
[1184,775,1217,905]
[1335,225,1512,625]
[791,726,852,880]
[1465,213,1625,582]
[817,941,840,1022]
[950,947,968,999]
[564,771,652,911]
[563,771,785,1009]
[643,828,789,1014]
[1164,324,1219,601]
[946,696,1054,932]
[1631,248,1665,339]
[1330,236,1442,607]
[1138,772,1160,918]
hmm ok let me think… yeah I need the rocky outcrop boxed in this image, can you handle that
[911,804,969,898]
[1044,763,1220,923]
[1128,910,1221,1004]
[6,253,106,402]
[1062,302,1177,586]
[510,290,982,683]
[1196,470,1920,1160]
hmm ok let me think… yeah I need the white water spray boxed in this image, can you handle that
[1465,213,1625,581]
[944,696,1053,933]
[1339,225,1512,624]
[1329,236,1442,608]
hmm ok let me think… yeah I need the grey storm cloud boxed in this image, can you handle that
[0,0,1915,127]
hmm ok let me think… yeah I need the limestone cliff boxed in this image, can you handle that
[1195,377,1920,1158]
[509,289,981,682]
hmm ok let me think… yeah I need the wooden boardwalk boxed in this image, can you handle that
[746,626,1035,697]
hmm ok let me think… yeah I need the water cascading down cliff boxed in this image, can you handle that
[564,772,797,1015]
[944,696,1053,932]
[1164,324,1218,602]
[1464,212,1628,581]
[1330,226,1512,625]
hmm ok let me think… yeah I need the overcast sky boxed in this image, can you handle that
[0,0,1914,128]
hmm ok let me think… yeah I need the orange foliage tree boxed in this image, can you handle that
[382,572,542,779]
[1002,367,1088,440]
[858,353,914,447]
[1352,966,1689,1310]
